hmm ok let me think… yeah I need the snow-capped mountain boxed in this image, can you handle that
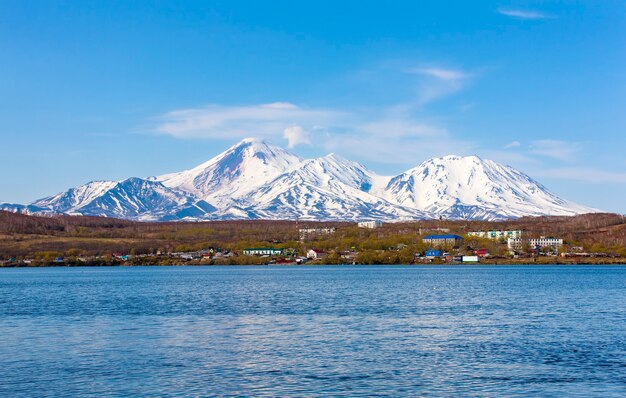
[21,178,216,221]
[157,138,301,207]
[1,138,598,221]
[32,180,119,214]
[240,153,428,220]
[382,155,595,220]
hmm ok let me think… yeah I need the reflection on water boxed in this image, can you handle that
[1,266,625,397]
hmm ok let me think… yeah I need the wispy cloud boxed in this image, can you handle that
[323,131,475,166]
[155,102,345,144]
[504,140,521,149]
[410,67,470,82]
[328,105,475,164]
[497,7,551,20]
[530,140,581,162]
[154,101,473,165]
[404,66,473,105]
[154,61,481,165]
[537,167,626,184]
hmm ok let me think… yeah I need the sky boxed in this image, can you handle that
[1,0,625,212]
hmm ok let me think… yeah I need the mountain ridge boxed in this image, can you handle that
[0,138,599,221]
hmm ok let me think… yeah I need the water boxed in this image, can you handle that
[0,266,625,397]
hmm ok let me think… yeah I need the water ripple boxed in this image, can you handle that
[0,265,625,397]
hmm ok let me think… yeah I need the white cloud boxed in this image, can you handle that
[322,132,475,166]
[321,107,475,164]
[154,101,474,166]
[530,140,581,162]
[283,125,311,148]
[410,67,470,82]
[504,140,521,149]
[404,66,473,105]
[155,102,343,141]
[497,7,550,20]
[153,62,481,166]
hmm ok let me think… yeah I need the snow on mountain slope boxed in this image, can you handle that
[304,153,376,191]
[0,203,25,213]
[157,138,302,205]
[31,178,216,221]
[0,203,50,215]
[32,180,118,213]
[240,153,428,220]
[382,155,597,220]
[8,139,599,221]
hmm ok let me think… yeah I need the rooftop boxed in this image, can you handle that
[423,234,463,239]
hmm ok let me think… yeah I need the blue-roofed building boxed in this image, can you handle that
[422,234,463,248]
[425,249,443,258]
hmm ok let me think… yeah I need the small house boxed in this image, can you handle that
[307,249,327,260]
[474,248,489,257]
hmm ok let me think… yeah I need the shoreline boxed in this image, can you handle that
[2,260,626,268]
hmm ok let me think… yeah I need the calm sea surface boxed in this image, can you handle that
[0,265,625,397]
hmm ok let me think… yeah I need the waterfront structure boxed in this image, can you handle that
[467,230,522,240]
[243,248,284,256]
[358,220,383,229]
[422,234,463,248]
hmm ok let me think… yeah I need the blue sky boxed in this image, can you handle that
[1,1,625,212]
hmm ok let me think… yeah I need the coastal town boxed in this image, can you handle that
[1,210,625,267]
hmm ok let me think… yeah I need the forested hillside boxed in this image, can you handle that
[1,211,625,261]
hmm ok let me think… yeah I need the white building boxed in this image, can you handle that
[528,236,563,248]
[358,220,383,229]
[307,249,327,260]
[508,236,563,252]
[507,238,523,251]
[243,248,284,256]
[468,230,522,240]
